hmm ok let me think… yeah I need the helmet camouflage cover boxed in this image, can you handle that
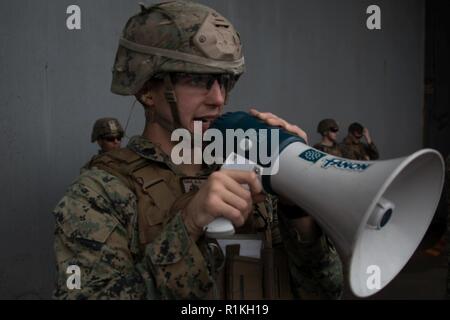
[91,118,124,142]
[111,0,245,96]
[317,119,339,135]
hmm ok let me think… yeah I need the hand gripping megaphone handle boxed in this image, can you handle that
[204,153,262,238]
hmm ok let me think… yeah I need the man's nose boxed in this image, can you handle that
[205,80,225,107]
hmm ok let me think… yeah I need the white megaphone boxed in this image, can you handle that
[205,112,445,298]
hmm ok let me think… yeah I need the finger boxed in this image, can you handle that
[288,124,308,142]
[220,170,263,195]
[265,117,285,127]
[250,110,308,142]
[253,111,278,121]
[220,188,252,214]
[219,171,265,206]
[212,201,246,227]
[213,171,254,197]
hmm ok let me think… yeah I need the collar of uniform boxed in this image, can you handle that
[126,135,219,177]
[127,135,167,163]
[319,142,337,148]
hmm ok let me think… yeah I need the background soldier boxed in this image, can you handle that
[91,117,124,153]
[313,118,342,156]
[53,1,343,300]
[81,118,125,171]
[340,122,379,160]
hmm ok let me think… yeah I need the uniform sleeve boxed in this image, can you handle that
[277,211,344,300]
[364,142,379,160]
[53,169,147,299]
[53,168,213,300]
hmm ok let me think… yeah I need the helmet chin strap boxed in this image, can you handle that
[163,74,183,132]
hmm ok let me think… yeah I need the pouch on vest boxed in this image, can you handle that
[262,245,293,299]
[225,244,264,300]
[132,165,178,245]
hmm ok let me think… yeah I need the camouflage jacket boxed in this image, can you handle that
[53,135,343,300]
[313,142,343,157]
[340,136,379,160]
[80,150,106,173]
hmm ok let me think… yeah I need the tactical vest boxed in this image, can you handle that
[89,147,293,299]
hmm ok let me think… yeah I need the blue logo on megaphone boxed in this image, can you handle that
[299,149,327,163]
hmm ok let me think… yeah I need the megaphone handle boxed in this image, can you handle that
[205,181,252,238]
[205,153,261,238]
[204,217,236,238]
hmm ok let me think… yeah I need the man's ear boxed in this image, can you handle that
[136,89,155,108]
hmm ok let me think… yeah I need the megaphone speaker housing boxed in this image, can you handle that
[270,143,445,297]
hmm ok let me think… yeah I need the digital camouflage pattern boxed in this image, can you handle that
[313,143,343,157]
[53,135,344,299]
[111,0,244,96]
[91,118,124,142]
[54,136,217,299]
[340,136,379,160]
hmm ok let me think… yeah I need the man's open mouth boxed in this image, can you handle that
[193,116,218,128]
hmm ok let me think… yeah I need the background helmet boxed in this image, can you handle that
[91,118,124,142]
[348,122,364,135]
[111,0,245,96]
[317,119,339,135]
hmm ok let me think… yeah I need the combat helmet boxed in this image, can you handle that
[317,119,339,135]
[91,118,124,142]
[111,0,245,129]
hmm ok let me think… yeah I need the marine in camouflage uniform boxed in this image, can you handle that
[313,119,342,157]
[340,122,379,160]
[91,118,124,154]
[81,118,125,171]
[53,1,343,300]
[91,118,124,144]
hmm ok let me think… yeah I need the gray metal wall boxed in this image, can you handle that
[0,0,424,299]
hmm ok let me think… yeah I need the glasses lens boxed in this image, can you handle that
[172,73,234,92]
